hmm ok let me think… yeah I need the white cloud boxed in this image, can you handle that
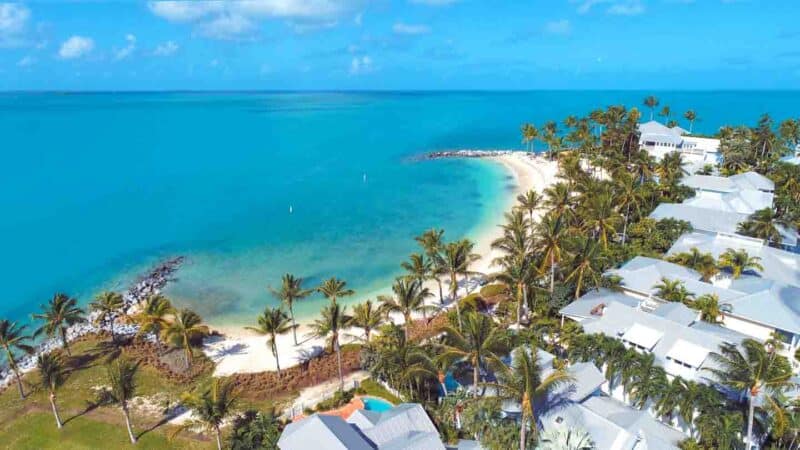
[197,13,256,40]
[147,0,364,39]
[16,55,34,67]
[153,40,179,56]
[574,0,644,15]
[349,55,372,75]
[58,35,94,59]
[114,33,136,60]
[544,19,571,35]
[0,3,30,47]
[393,22,430,35]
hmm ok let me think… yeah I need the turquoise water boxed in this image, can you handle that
[2,91,799,326]
[362,397,394,412]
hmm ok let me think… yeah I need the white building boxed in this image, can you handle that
[638,120,721,174]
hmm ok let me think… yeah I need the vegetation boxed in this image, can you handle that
[177,378,238,450]
[89,292,124,344]
[32,293,85,356]
[269,274,312,346]
[0,319,34,398]
[163,309,210,369]
[245,307,293,375]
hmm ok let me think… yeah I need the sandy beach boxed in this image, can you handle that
[204,152,559,377]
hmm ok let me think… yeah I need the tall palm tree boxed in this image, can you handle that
[643,95,659,121]
[32,293,85,356]
[614,172,644,244]
[706,339,795,449]
[536,214,568,293]
[692,294,722,324]
[350,300,383,343]
[738,208,789,246]
[106,358,140,444]
[0,319,33,399]
[659,105,672,125]
[626,352,668,409]
[370,324,435,400]
[401,253,434,295]
[129,294,174,351]
[309,302,351,391]
[491,254,535,329]
[542,182,573,223]
[415,229,447,304]
[37,353,67,429]
[90,291,124,344]
[380,278,433,339]
[179,378,238,450]
[684,110,698,133]
[437,239,480,330]
[564,236,606,299]
[486,347,572,450]
[654,278,693,304]
[718,248,764,279]
[521,123,538,152]
[269,273,311,346]
[667,248,719,282]
[317,277,354,305]
[516,189,541,225]
[245,307,292,376]
[438,312,508,394]
[163,309,210,368]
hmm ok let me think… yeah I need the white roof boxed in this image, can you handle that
[621,323,663,351]
[666,339,710,368]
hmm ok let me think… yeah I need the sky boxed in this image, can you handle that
[1,0,800,90]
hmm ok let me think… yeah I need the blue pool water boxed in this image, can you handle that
[1,91,798,326]
[362,397,394,412]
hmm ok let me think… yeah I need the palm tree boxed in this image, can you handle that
[536,214,568,293]
[90,291,124,343]
[516,189,541,225]
[269,273,311,346]
[415,229,447,304]
[684,110,698,133]
[401,253,434,295]
[437,239,480,330]
[438,311,508,394]
[693,294,722,323]
[565,236,606,299]
[129,294,174,351]
[521,123,538,152]
[380,278,433,339]
[667,248,719,282]
[654,278,693,304]
[370,324,435,400]
[491,253,535,328]
[542,182,573,222]
[106,358,140,444]
[32,293,85,356]
[163,309,210,369]
[614,172,644,244]
[706,339,795,449]
[245,307,292,376]
[626,352,668,409]
[0,319,33,399]
[37,353,67,429]
[317,277,354,305]
[486,347,572,450]
[537,427,595,450]
[643,95,659,121]
[659,105,672,125]
[309,302,351,391]
[738,208,789,246]
[350,300,383,343]
[179,378,238,450]
[718,248,764,279]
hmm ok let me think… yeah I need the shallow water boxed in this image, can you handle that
[2,91,798,326]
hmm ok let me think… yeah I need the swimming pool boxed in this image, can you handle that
[362,397,394,412]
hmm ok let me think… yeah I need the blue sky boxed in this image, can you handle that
[1,0,800,90]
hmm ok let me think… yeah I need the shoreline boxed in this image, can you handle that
[205,151,559,376]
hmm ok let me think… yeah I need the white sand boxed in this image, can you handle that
[202,153,559,377]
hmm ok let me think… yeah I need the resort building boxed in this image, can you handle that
[278,403,479,450]
[637,120,721,174]
[780,145,800,165]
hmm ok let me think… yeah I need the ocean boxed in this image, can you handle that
[2,91,798,326]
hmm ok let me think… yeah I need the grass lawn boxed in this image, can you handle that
[358,378,403,404]
[0,412,213,450]
[0,336,216,449]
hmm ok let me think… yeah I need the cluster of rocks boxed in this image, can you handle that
[422,149,518,160]
[0,257,184,389]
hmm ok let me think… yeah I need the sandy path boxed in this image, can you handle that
[203,153,559,376]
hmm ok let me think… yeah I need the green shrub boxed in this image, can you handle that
[479,283,508,298]
[314,389,354,411]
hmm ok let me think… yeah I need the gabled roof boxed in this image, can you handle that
[278,414,374,450]
[581,396,685,450]
[651,302,698,326]
[363,404,442,449]
[729,171,775,192]
[725,280,800,335]
[347,409,382,429]
[650,203,746,235]
[668,232,800,288]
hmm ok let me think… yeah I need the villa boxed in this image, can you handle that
[637,120,721,174]
[278,402,480,450]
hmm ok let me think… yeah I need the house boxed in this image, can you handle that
[681,172,774,215]
[637,120,720,174]
[780,146,800,165]
[278,403,477,450]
